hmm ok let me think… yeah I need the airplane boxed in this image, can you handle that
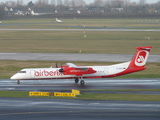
[56,18,62,23]
[11,46,152,85]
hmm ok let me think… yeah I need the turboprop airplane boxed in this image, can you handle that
[56,18,62,23]
[11,46,152,85]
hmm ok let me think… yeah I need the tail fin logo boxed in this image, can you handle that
[135,50,148,66]
[137,55,145,63]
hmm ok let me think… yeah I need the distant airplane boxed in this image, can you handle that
[11,46,152,85]
[56,18,62,23]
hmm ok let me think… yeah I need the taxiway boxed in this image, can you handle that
[0,53,159,62]
[0,28,160,32]
[0,97,160,120]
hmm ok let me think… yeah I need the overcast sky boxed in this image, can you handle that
[0,0,159,4]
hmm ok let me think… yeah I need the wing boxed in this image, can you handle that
[66,63,88,71]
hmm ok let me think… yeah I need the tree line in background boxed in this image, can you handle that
[0,0,160,19]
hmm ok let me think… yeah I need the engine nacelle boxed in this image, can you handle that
[63,67,96,76]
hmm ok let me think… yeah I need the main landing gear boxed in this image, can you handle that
[75,78,85,85]
[17,80,20,84]
[80,80,85,85]
[75,78,79,83]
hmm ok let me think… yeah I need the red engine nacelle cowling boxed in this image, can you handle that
[63,67,96,76]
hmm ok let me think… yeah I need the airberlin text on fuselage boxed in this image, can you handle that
[34,70,62,76]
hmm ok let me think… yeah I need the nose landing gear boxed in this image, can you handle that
[17,80,20,84]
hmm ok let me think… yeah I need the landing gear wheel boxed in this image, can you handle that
[80,80,85,85]
[17,80,20,84]
[75,78,79,83]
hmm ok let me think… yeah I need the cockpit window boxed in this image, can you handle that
[19,71,26,73]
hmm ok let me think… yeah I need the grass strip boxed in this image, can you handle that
[80,89,160,92]
[77,93,160,102]
[0,31,160,54]
[0,90,160,102]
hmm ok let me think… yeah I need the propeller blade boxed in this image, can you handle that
[59,63,64,72]
[55,63,58,68]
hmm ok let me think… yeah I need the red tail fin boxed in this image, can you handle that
[129,46,152,71]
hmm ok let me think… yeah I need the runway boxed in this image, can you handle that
[1,79,160,92]
[0,97,160,120]
[0,79,160,120]
[0,53,159,62]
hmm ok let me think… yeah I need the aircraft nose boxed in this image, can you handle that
[10,74,17,79]
[10,75,15,79]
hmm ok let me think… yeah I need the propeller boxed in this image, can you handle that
[55,62,58,68]
[59,64,64,73]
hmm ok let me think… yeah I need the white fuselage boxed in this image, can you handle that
[10,62,130,80]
